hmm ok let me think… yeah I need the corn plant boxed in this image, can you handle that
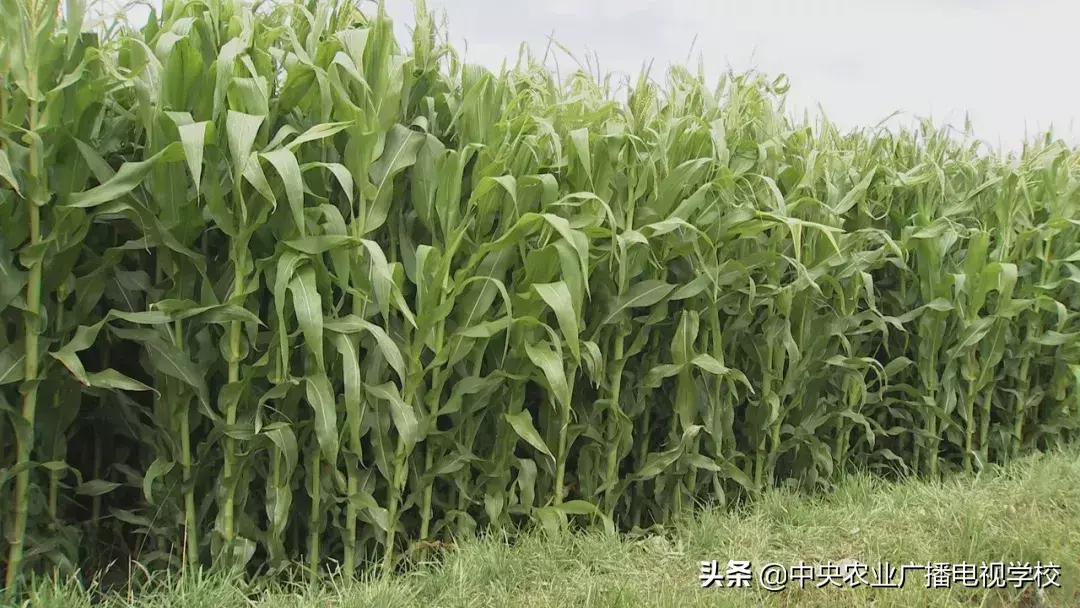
[2,0,1080,597]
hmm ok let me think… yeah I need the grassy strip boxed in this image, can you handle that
[22,448,1080,607]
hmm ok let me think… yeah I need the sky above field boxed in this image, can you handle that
[105,0,1079,150]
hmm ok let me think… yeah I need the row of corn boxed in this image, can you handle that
[1,0,1078,596]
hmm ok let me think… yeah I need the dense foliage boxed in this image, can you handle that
[1,0,1078,596]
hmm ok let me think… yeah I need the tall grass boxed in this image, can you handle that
[1,0,1078,598]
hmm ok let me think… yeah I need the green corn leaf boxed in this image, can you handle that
[325,315,405,383]
[226,110,264,176]
[85,369,155,393]
[290,266,324,371]
[504,411,554,464]
[601,280,675,325]
[75,480,121,496]
[66,142,186,208]
[366,382,419,452]
[0,149,21,195]
[173,120,212,194]
[142,458,174,505]
[533,282,579,361]
[523,338,571,413]
[306,372,339,466]
[367,123,424,233]
[263,148,306,235]
[285,121,352,151]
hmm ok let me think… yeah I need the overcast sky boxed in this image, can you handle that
[108,0,1079,150]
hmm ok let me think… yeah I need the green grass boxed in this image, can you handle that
[22,448,1080,608]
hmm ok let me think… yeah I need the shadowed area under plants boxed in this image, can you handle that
[1,0,1080,601]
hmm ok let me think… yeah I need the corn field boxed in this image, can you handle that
[1,0,1079,596]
